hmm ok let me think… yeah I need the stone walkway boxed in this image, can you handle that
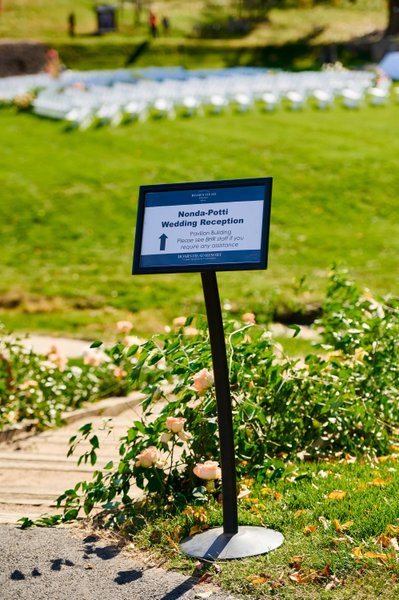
[18,333,93,358]
[0,333,238,599]
[0,394,144,524]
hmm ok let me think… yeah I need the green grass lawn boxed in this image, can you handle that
[0,1,387,70]
[110,454,399,599]
[0,0,385,42]
[1,102,398,337]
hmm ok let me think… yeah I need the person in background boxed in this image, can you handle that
[149,10,158,38]
[45,48,61,79]
[161,15,170,36]
[68,12,76,38]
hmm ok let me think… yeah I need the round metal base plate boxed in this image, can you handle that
[180,526,284,560]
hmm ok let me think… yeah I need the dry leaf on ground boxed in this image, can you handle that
[319,516,329,529]
[326,490,346,500]
[334,519,354,532]
[371,478,388,487]
[386,524,399,535]
[303,525,317,535]
[289,571,314,584]
[325,575,341,591]
[190,524,208,536]
[198,572,213,584]
[376,534,392,548]
[247,575,269,586]
[363,551,387,560]
[167,536,179,551]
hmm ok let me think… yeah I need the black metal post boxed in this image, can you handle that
[201,271,238,535]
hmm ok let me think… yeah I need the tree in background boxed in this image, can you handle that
[234,0,280,20]
[121,0,149,25]
[387,0,399,34]
[233,0,399,35]
[124,0,399,36]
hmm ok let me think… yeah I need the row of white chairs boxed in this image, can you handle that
[1,67,395,129]
[31,86,397,129]
[0,66,380,101]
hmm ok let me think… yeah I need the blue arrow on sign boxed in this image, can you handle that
[159,233,168,251]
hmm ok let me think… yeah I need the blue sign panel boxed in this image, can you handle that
[132,178,272,274]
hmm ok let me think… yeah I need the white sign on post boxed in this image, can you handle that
[133,178,272,274]
[132,177,284,562]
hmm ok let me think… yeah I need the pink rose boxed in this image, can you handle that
[242,312,256,324]
[166,416,186,433]
[160,432,172,444]
[187,398,202,410]
[135,446,158,468]
[173,316,187,328]
[113,366,127,380]
[116,320,133,333]
[84,350,102,367]
[184,327,199,336]
[46,345,66,372]
[191,368,214,394]
[193,460,222,481]
[178,430,192,442]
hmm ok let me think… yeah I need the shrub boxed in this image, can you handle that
[52,269,399,525]
[0,324,141,431]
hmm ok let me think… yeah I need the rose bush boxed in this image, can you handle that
[50,270,399,529]
[0,323,144,432]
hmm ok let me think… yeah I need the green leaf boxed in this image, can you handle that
[90,435,99,449]
[288,324,301,338]
[270,467,285,482]
[90,340,103,348]
[109,343,124,357]
[192,486,207,501]
[148,352,163,366]
[79,423,93,436]
[130,361,145,381]
[142,340,156,352]
[102,501,120,510]
[63,508,79,522]
[18,517,34,529]
[295,473,313,482]
[126,344,139,357]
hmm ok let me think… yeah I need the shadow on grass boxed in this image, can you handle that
[56,24,392,72]
[125,40,151,66]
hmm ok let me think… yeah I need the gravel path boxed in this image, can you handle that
[0,524,238,600]
[18,325,320,360]
[0,396,144,524]
[18,334,93,357]
[1,333,239,599]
